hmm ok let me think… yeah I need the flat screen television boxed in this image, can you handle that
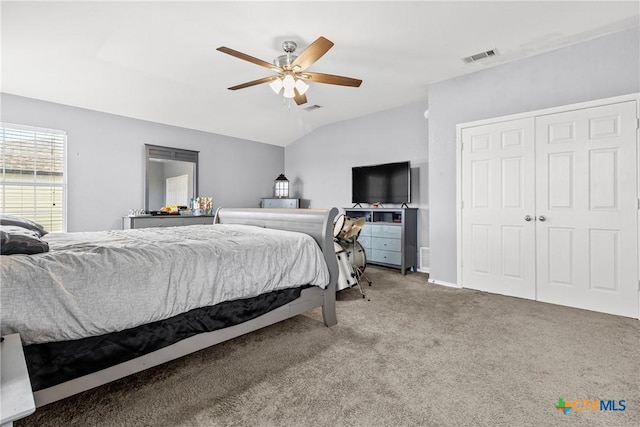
[352,161,411,204]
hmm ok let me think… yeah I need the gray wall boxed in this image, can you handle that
[285,101,430,250]
[428,26,640,284]
[1,93,284,232]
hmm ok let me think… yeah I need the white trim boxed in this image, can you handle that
[637,97,640,320]
[428,278,461,289]
[456,117,463,289]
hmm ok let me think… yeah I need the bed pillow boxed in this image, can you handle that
[0,214,48,236]
[0,225,50,255]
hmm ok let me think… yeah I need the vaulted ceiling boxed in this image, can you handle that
[2,1,638,146]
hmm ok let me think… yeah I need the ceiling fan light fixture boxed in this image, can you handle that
[282,74,296,90]
[269,78,283,94]
[217,36,362,107]
[294,79,309,95]
[283,87,296,99]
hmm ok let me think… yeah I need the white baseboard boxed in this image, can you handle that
[417,267,430,273]
[428,278,461,288]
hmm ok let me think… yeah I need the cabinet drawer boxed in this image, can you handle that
[357,235,371,249]
[132,218,180,228]
[182,217,213,226]
[359,223,372,236]
[262,198,299,208]
[371,236,401,252]
[370,224,401,239]
[369,249,402,266]
[155,217,184,227]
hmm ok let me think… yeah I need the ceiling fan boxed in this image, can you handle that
[216,36,362,106]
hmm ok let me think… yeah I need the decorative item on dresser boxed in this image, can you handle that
[343,207,418,275]
[273,174,290,198]
[261,174,299,207]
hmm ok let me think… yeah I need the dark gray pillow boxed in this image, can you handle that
[0,214,48,236]
[0,225,49,255]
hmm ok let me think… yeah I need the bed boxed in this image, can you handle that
[0,207,339,407]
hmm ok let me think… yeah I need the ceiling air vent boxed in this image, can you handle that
[303,104,323,112]
[461,49,498,64]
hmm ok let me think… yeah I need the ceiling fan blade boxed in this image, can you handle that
[294,88,308,105]
[302,72,362,87]
[217,46,280,70]
[228,76,276,90]
[291,37,334,71]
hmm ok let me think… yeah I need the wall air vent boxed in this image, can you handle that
[303,105,323,112]
[418,247,430,273]
[461,49,498,64]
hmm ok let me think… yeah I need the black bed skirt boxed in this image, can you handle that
[25,286,307,391]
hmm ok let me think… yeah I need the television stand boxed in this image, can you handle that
[343,207,418,275]
[401,203,409,208]
[352,203,363,208]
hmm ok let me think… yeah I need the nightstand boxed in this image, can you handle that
[1,334,35,426]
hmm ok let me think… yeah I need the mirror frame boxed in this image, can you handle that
[145,144,199,212]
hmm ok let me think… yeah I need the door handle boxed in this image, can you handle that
[524,215,532,222]
[538,215,546,222]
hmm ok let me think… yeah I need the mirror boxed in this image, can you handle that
[145,144,199,212]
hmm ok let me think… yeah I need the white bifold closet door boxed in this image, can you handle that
[461,99,638,318]
[535,101,638,317]
[461,118,536,300]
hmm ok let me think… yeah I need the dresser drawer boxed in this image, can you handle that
[359,223,372,236]
[370,224,401,239]
[357,235,371,250]
[371,236,401,252]
[262,198,299,208]
[132,217,184,228]
[369,249,402,266]
[182,217,214,226]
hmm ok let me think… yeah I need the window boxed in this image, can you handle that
[0,124,66,232]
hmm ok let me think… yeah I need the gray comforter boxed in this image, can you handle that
[1,224,329,345]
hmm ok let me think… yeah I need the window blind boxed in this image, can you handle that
[0,124,66,232]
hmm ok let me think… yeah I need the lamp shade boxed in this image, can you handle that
[283,87,296,99]
[269,78,284,94]
[274,174,289,198]
[282,74,295,89]
[295,79,309,95]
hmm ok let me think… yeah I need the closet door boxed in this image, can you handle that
[535,101,638,317]
[461,118,536,299]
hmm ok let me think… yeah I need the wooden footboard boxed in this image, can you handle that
[33,207,339,407]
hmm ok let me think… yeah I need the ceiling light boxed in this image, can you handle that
[269,78,283,94]
[295,79,309,96]
[282,74,295,90]
[283,87,296,99]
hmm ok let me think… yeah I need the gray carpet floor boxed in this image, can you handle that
[17,266,639,427]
